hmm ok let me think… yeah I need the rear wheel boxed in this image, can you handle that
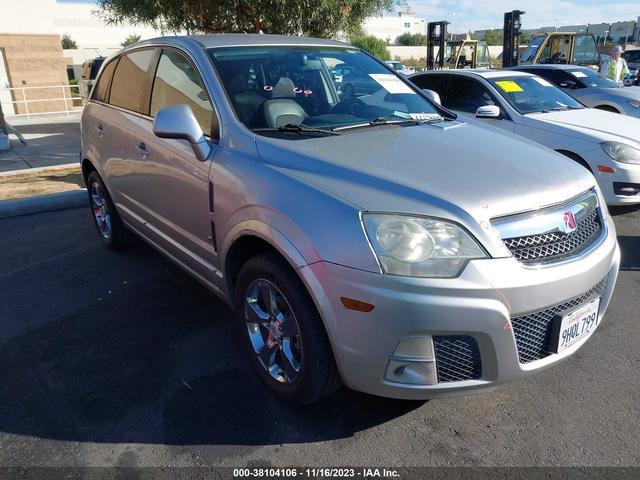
[235,252,341,404]
[86,170,134,250]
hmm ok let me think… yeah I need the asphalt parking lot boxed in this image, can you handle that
[0,204,639,468]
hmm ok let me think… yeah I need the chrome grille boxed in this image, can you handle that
[493,189,604,265]
[511,278,607,364]
[503,209,601,264]
[434,336,482,382]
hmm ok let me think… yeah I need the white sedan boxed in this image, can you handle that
[410,70,640,205]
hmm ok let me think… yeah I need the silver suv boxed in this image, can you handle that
[81,35,620,404]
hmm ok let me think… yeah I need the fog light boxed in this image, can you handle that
[385,359,437,385]
[384,336,437,385]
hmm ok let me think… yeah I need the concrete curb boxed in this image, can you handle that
[0,189,87,219]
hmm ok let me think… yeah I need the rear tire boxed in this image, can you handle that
[235,252,341,404]
[86,170,134,250]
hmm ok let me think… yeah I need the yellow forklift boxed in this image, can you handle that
[426,21,491,70]
[519,31,601,69]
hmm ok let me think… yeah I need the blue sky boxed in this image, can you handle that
[59,0,639,33]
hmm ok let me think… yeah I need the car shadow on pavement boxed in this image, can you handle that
[618,235,640,271]
[0,217,424,446]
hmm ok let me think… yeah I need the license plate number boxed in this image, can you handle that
[550,298,600,354]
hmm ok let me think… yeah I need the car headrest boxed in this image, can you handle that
[272,77,296,98]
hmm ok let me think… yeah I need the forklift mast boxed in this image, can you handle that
[427,21,448,70]
[502,10,525,67]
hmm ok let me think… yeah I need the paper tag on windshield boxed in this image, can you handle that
[408,113,442,121]
[369,74,415,94]
[495,80,523,92]
[533,77,553,87]
[571,71,587,78]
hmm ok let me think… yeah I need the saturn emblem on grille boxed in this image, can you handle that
[562,211,577,233]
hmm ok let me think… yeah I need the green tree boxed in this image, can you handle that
[97,0,399,38]
[121,34,141,47]
[61,34,78,49]
[519,31,531,45]
[350,35,391,60]
[484,29,503,46]
[395,32,426,46]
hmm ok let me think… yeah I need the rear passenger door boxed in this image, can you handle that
[98,48,157,219]
[133,47,219,282]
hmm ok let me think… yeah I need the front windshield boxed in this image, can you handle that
[568,68,619,88]
[488,75,584,114]
[208,46,441,134]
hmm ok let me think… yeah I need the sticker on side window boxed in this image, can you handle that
[571,71,588,78]
[369,74,415,94]
[495,80,523,92]
[532,77,553,87]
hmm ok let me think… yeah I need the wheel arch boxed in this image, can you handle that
[593,104,621,114]
[555,149,594,174]
[222,221,309,301]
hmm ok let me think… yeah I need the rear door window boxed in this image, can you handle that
[150,49,214,136]
[410,75,448,101]
[91,58,119,103]
[109,49,155,113]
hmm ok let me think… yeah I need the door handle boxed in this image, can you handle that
[136,142,150,159]
[95,124,105,137]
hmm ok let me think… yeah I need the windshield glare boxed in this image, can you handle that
[488,75,583,114]
[569,68,619,88]
[208,46,440,134]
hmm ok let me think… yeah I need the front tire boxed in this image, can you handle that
[235,252,341,404]
[86,170,134,250]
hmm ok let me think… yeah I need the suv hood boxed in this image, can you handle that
[254,121,595,224]
[524,108,640,146]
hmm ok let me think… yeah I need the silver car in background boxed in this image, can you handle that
[511,64,640,117]
[81,34,619,404]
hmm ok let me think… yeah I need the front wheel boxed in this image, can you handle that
[235,252,341,404]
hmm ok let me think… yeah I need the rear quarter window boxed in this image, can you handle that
[91,58,119,103]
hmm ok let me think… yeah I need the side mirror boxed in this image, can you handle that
[153,104,212,162]
[476,105,501,118]
[560,80,578,89]
[421,88,442,106]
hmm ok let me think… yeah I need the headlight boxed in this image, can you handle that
[629,100,640,109]
[362,213,487,278]
[600,141,640,165]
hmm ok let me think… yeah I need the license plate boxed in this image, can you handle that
[549,298,601,354]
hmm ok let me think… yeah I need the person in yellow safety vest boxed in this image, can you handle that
[599,45,629,86]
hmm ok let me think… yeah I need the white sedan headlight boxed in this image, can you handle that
[600,141,640,165]
[362,213,487,278]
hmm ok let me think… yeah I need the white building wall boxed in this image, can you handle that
[0,0,170,56]
[363,15,426,44]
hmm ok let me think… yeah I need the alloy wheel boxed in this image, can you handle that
[244,278,303,384]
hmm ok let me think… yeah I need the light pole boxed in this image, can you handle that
[602,30,609,47]
[449,11,455,40]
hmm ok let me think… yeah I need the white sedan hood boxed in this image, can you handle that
[524,108,640,146]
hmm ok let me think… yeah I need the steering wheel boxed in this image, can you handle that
[331,97,366,115]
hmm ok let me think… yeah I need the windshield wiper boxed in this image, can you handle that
[333,116,443,132]
[253,124,341,136]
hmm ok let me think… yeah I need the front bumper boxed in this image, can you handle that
[585,147,640,205]
[298,216,619,400]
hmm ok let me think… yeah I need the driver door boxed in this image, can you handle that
[133,48,220,283]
